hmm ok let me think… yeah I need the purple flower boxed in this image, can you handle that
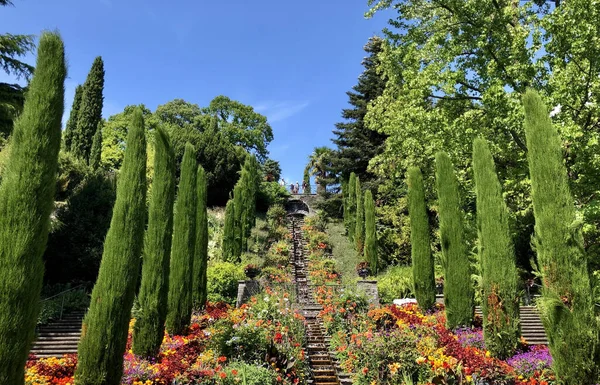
[506,345,553,377]
[455,327,485,350]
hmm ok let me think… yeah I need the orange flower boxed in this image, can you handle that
[217,356,227,363]
[219,372,227,379]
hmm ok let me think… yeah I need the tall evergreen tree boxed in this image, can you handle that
[132,127,175,358]
[342,178,349,226]
[523,90,599,383]
[407,166,435,311]
[355,176,365,253]
[472,138,520,359]
[303,167,311,194]
[222,199,235,262]
[75,108,147,385]
[364,190,377,274]
[0,32,65,385]
[233,182,244,260]
[347,172,357,239]
[89,121,102,170]
[330,36,387,187]
[435,151,473,329]
[63,84,83,151]
[72,56,104,162]
[193,165,208,308]
[166,143,197,336]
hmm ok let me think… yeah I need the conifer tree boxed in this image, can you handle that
[342,178,349,228]
[75,108,147,385]
[89,121,102,170]
[193,165,208,308]
[355,176,365,253]
[166,143,197,336]
[364,190,377,274]
[0,32,66,385]
[303,167,311,194]
[63,84,82,151]
[132,127,175,358]
[222,199,235,262]
[347,172,357,239]
[233,183,243,260]
[523,90,599,383]
[472,138,520,359]
[435,151,473,329]
[407,166,435,311]
[72,56,104,162]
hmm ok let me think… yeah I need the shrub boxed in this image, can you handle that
[256,181,289,212]
[38,286,90,325]
[222,362,278,385]
[207,261,244,304]
[364,190,378,274]
[377,266,414,304]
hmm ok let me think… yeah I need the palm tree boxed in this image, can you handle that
[305,147,334,194]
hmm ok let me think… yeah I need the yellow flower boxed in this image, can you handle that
[485,350,491,358]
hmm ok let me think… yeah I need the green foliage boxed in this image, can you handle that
[364,190,378,274]
[89,121,102,170]
[38,285,90,325]
[72,57,104,163]
[347,172,357,240]
[266,203,286,229]
[435,152,473,329]
[256,181,290,212]
[355,177,365,254]
[472,138,520,359]
[222,199,236,262]
[193,166,209,308]
[0,32,65,385]
[262,158,281,182]
[306,146,335,194]
[63,84,82,151]
[407,166,435,311]
[206,261,244,304]
[377,265,414,304]
[523,90,599,383]
[0,82,25,139]
[166,143,197,336]
[233,183,244,260]
[303,167,311,194]
[132,127,175,358]
[75,108,147,385]
[222,362,278,385]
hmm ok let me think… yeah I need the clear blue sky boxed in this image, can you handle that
[1,0,392,183]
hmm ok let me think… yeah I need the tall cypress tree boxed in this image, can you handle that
[89,121,102,170]
[63,84,82,151]
[75,108,147,385]
[355,176,365,253]
[435,151,473,329]
[132,127,175,358]
[342,178,349,227]
[472,138,520,359]
[364,190,377,274]
[193,165,209,308]
[347,172,357,239]
[0,32,66,385]
[407,166,435,311]
[72,56,104,162]
[303,167,311,194]
[166,143,197,336]
[523,90,599,383]
[222,199,235,262]
[233,182,243,260]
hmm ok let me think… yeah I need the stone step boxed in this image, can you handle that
[33,339,79,346]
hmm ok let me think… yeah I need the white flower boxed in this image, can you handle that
[264,296,270,302]
[549,104,562,117]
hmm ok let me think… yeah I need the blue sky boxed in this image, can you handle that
[1,0,392,183]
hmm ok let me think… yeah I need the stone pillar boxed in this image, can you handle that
[357,280,379,306]
[236,280,260,307]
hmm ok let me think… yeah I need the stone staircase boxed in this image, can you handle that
[30,310,85,358]
[474,305,547,345]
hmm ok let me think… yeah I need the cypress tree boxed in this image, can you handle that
[233,182,243,260]
[63,84,82,151]
[407,166,436,311]
[523,90,599,383]
[303,167,311,194]
[72,56,104,162]
[0,32,66,385]
[342,178,349,228]
[193,165,208,308]
[435,151,473,329]
[222,199,235,262]
[75,108,147,385]
[89,121,102,170]
[347,172,357,239]
[472,138,520,359]
[355,176,365,253]
[132,127,175,358]
[364,190,377,274]
[166,143,197,336]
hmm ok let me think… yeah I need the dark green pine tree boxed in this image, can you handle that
[407,166,436,311]
[347,172,357,239]
[303,167,311,194]
[89,121,102,170]
[72,56,104,162]
[63,84,83,151]
[330,36,387,187]
[363,190,378,274]
[222,199,235,262]
[75,108,147,385]
[166,143,197,336]
[132,127,176,358]
[472,138,520,359]
[0,32,65,385]
[523,90,599,383]
[435,151,473,329]
[355,176,365,253]
[193,165,208,308]
[233,182,243,260]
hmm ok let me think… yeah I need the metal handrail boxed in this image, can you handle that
[40,283,88,321]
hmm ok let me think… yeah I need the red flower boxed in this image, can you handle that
[274,332,283,343]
